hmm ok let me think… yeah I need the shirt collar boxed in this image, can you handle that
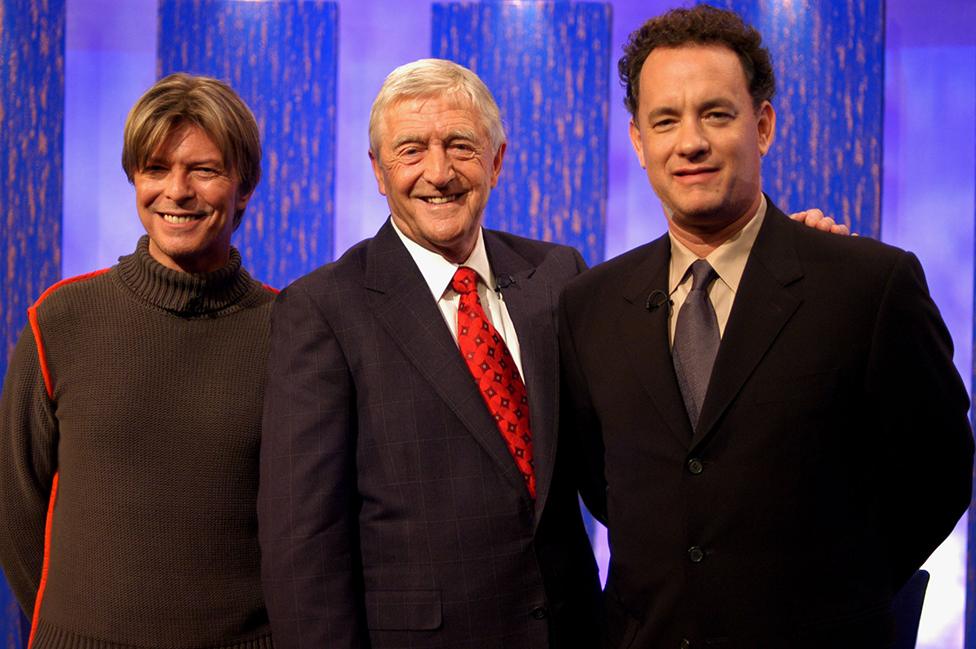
[668,194,767,294]
[391,218,495,300]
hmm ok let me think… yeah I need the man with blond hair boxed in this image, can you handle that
[0,73,275,648]
[258,58,602,649]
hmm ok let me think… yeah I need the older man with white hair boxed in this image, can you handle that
[258,58,602,649]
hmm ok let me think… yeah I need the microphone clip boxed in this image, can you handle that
[495,274,516,294]
[645,289,672,314]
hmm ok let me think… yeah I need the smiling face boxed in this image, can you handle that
[369,94,505,264]
[134,124,252,273]
[629,44,775,248]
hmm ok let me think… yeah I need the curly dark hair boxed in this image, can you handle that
[619,5,775,118]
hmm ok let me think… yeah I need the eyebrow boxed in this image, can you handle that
[391,129,480,149]
[699,98,738,112]
[144,156,225,167]
[391,135,425,149]
[644,98,738,121]
[443,129,479,142]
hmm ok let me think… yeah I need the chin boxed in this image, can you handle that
[671,203,724,223]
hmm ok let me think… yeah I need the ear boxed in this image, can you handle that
[369,149,388,196]
[235,188,254,213]
[489,142,506,188]
[232,186,255,230]
[628,119,647,169]
[756,101,776,156]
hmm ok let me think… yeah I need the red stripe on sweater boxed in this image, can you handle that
[261,283,280,294]
[27,471,59,649]
[27,269,110,399]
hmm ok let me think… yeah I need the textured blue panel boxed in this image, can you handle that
[719,0,885,237]
[0,0,65,381]
[158,0,338,288]
[970,396,976,649]
[0,0,64,640]
[970,57,976,644]
[432,2,612,266]
[1,598,26,649]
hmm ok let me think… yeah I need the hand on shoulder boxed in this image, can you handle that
[789,209,853,236]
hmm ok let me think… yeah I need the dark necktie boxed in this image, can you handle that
[452,267,536,498]
[672,259,720,430]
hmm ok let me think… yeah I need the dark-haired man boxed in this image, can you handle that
[0,73,274,649]
[559,6,973,648]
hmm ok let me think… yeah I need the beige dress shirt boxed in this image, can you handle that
[668,196,767,345]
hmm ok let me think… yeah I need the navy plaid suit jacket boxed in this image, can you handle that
[259,220,601,649]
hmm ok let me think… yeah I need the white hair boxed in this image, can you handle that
[368,58,506,157]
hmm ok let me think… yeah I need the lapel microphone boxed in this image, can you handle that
[645,289,672,314]
[495,274,517,294]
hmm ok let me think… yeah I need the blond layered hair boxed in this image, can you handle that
[122,73,261,226]
[368,59,506,158]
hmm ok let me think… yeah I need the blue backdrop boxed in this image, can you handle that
[1,1,973,647]
[432,1,612,266]
[158,0,338,289]
[0,0,64,639]
[722,0,885,237]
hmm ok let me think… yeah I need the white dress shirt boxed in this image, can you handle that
[668,195,767,345]
[391,220,526,378]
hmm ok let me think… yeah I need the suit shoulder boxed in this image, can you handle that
[280,237,371,297]
[564,237,663,296]
[485,228,583,265]
[784,216,912,278]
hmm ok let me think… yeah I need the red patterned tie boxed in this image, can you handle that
[452,266,536,498]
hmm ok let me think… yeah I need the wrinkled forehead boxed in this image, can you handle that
[380,93,489,137]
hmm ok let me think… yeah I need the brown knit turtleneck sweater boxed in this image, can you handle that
[0,237,275,649]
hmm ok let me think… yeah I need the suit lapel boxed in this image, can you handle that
[617,235,695,444]
[364,223,531,499]
[693,205,804,448]
[482,233,555,522]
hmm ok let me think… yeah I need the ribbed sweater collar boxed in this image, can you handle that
[116,236,256,316]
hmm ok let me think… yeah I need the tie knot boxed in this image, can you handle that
[689,259,718,292]
[452,266,479,295]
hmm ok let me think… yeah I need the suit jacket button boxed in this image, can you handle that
[680,640,692,649]
[530,606,548,620]
[687,458,704,474]
[688,546,704,563]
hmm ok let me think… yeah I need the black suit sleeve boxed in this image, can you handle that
[258,283,367,649]
[557,284,608,524]
[866,252,974,588]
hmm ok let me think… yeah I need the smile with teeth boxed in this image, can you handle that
[419,193,463,204]
[160,212,205,224]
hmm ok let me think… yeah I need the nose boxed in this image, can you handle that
[676,119,710,159]
[164,170,195,201]
[422,144,456,187]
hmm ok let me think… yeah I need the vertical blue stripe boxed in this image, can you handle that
[968,56,976,648]
[0,0,65,641]
[721,0,885,237]
[158,0,339,288]
[432,2,612,266]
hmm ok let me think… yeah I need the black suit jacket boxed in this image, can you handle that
[559,203,973,649]
[259,221,601,649]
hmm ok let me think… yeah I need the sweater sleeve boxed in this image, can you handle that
[0,325,58,617]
